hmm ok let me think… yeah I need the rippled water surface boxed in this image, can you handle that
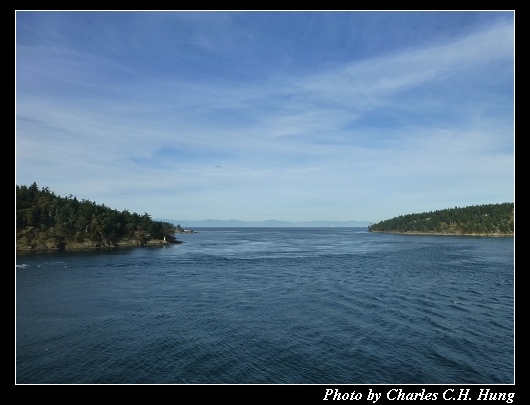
[16,228,514,384]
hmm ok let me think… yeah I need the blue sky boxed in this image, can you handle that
[15,11,514,224]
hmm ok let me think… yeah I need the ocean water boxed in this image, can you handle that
[15,228,514,385]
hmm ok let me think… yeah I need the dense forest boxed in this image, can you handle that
[368,203,514,236]
[16,183,187,251]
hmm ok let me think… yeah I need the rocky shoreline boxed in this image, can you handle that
[16,228,197,252]
[15,237,184,252]
[369,230,514,237]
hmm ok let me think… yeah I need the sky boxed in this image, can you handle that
[15,11,514,224]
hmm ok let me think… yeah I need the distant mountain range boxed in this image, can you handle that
[156,219,371,228]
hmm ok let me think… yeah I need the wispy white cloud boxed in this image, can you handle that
[16,12,514,222]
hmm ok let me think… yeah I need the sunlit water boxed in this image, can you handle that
[16,228,514,384]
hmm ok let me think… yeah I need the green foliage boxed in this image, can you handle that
[16,182,180,250]
[368,203,514,236]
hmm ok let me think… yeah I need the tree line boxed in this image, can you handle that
[368,203,514,235]
[16,182,183,250]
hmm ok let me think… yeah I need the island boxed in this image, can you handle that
[16,183,193,251]
[368,203,514,237]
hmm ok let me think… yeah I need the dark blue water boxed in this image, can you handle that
[15,228,514,384]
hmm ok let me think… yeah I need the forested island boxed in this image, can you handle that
[16,183,192,251]
[368,203,514,236]
[16,182,514,252]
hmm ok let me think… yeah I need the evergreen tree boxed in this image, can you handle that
[368,203,514,236]
[16,183,184,250]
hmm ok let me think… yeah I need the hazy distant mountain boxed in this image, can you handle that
[156,219,371,228]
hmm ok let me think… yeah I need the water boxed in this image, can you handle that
[15,228,514,384]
